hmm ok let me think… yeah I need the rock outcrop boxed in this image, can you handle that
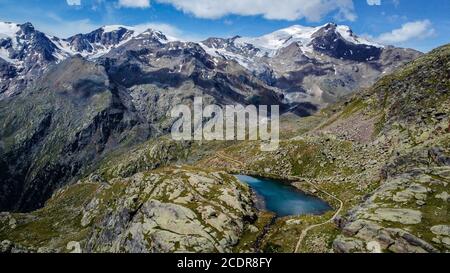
[0,167,256,253]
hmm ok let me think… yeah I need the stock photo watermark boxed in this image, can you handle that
[170,97,280,151]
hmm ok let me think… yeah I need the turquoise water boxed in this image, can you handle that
[235,175,332,217]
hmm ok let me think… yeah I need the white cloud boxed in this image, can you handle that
[375,20,435,44]
[118,0,150,8]
[367,0,381,5]
[143,0,357,22]
[66,0,81,5]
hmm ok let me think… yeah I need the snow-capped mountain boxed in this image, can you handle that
[65,25,136,57]
[309,23,383,62]
[0,22,56,64]
[0,21,421,110]
[0,22,73,95]
[199,23,420,111]
[241,23,382,54]
[61,25,170,59]
[0,22,169,97]
[200,23,384,70]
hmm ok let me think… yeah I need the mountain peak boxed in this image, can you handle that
[335,25,383,48]
[133,28,170,44]
[0,21,38,36]
[20,22,35,31]
[101,25,132,33]
[322,22,338,28]
[232,24,323,55]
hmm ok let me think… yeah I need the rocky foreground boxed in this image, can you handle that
[0,166,255,253]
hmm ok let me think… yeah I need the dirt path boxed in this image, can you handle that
[293,180,343,253]
[217,152,245,168]
[216,151,344,253]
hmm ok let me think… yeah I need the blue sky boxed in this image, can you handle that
[0,0,448,52]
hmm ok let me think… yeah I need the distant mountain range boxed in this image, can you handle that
[1,21,421,111]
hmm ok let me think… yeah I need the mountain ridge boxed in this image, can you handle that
[1,21,421,107]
